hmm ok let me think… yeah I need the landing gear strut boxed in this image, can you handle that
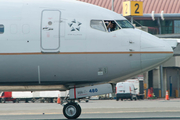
[63,102,81,119]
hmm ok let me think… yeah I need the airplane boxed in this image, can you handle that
[0,0,175,119]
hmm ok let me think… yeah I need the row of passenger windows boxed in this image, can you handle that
[90,20,134,32]
[0,25,4,34]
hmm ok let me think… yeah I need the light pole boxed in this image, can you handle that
[112,0,114,11]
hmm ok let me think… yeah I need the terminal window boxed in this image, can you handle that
[0,25,4,34]
[133,20,158,35]
[174,20,180,34]
[161,20,173,34]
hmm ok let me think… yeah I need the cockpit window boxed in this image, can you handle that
[90,20,106,32]
[104,20,120,32]
[116,20,134,28]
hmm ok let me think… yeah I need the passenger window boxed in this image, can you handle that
[116,20,134,28]
[0,25,4,34]
[90,20,106,32]
[104,20,120,32]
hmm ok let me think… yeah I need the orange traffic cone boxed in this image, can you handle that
[165,90,169,100]
[57,94,61,104]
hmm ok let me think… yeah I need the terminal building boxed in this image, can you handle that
[79,0,180,98]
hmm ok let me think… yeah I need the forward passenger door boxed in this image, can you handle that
[41,10,61,52]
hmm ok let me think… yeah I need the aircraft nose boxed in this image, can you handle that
[141,31,173,53]
[140,31,173,68]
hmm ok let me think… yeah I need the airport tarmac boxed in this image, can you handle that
[0,99,180,119]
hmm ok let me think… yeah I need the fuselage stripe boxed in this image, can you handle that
[0,52,173,55]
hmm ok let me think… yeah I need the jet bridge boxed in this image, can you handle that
[162,39,180,56]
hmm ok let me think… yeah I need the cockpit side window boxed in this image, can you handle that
[116,20,134,28]
[104,20,120,32]
[90,20,106,32]
[0,24,4,34]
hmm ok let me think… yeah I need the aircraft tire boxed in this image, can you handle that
[134,97,137,101]
[116,97,119,101]
[1,98,5,103]
[63,102,81,119]
[130,96,133,101]
[16,99,19,103]
[25,99,29,103]
[78,99,81,103]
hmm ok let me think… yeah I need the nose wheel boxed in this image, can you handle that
[63,102,81,119]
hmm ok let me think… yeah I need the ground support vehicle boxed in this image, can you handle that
[116,82,137,101]
[125,79,144,100]
[0,91,68,103]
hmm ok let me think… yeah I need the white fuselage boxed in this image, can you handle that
[0,0,173,91]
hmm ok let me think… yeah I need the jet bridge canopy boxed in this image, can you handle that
[162,39,180,56]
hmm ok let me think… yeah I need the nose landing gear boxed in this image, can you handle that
[62,83,113,119]
[63,102,81,119]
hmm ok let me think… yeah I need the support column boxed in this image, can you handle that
[163,68,167,97]
[131,16,133,24]
[143,72,148,98]
[178,69,180,97]
[112,0,114,11]
[144,72,149,88]
[148,70,153,88]
[160,65,164,97]
[178,75,179,97]
[157,18,161,34]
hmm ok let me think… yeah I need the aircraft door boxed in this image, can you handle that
[41,10,60,52]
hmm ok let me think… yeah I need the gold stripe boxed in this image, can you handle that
[0,51,173,55]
